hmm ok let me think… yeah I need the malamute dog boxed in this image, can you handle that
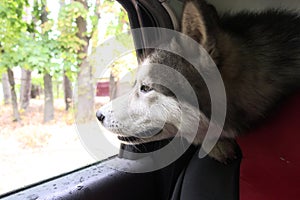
[97,0,300,162]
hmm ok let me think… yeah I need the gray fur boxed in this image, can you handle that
[97,0,300,162]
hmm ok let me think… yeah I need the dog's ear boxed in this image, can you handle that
[181,0,219,55]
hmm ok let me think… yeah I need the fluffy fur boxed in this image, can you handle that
[97,0,300,162]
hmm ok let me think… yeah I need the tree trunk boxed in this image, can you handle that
[56,81,60,98]
[7,68,21,122]
[30,84,40,99]
[20,68,32,110]
[60,0,73,111]
[75,0,95,123]
[43,73,54,122]
[76,59,94,123]
[2,72,11,104]
[63,72,73,111]
[40,1,54,122]
[109,72,119,100]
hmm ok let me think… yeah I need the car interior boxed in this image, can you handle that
[1,0,299,200]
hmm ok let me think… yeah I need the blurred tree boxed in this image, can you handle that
[59,0,73,111]
[71,0,100,123]
[74,0,92,123]
[58,1,85,113]
[7,68,21,121]
[109,72,118,100]
[1,73,11,104]
[103,1,130,100]
[40,0,54,122]
[0,0,61,121]
[0,0,129,122]
[19,6,33,111]
[17,0,60,122]
[17,0,62,122]
[63,72,72,110]
[0,0,29,121]
[20,68,32,110]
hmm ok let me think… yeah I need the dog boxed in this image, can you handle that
[97,0,300,162]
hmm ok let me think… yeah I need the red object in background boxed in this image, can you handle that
[237,93,300,200]
[96,81,109,97]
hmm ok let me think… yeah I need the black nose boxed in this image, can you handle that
[96,111,105,122]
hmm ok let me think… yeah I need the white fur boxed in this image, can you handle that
[98,61,230,145]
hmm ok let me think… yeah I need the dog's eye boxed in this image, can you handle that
[140,84,153,93]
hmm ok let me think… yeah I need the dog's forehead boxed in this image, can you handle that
[136,59,152,82]
[137,58,173,84]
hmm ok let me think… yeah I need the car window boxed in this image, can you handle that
[0,0,136,195]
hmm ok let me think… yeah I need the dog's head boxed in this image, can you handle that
[97,0,222,144]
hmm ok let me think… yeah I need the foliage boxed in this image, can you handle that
[0,0,28,69]
[0,0,62,79]
[31,76,44,87]
[57,0,101,81]
[25,0,62,76]
[0,0,133,90]
[104,1,129,37]
[57,1,88,80]
[102,1,135,79]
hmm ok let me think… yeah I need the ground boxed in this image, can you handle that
[0,98,113,195]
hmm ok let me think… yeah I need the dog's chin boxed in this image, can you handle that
[117,136,141,143]
[116,123,178,145]
[117,129,164,145]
